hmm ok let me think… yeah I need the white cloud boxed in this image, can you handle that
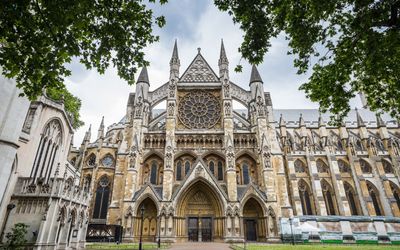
[66,0,360,146]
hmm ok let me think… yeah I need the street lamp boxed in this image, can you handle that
[139,205,145,250]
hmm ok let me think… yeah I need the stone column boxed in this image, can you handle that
[287,157,302,215]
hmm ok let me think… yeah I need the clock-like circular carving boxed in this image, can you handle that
[101,155,114,167]
[178,91,221,129]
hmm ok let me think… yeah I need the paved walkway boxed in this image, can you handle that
[169,242,231,250]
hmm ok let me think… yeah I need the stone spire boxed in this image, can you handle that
[218,39,229,77]
[169,39,180,77]
[97,116,104,140]
[250,65,263,84]
[83,124,91,144]
[355,108,365,127]
[137,66,149,84]
[376,113,385,127]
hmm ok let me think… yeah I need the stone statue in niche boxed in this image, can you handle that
[224,102,231,116]
[168,102,175,116]
[135,96,143,117]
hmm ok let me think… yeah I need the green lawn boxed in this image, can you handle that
[230,244,400,250]
[85,242,170,249]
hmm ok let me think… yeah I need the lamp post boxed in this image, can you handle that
[139,205,145,250]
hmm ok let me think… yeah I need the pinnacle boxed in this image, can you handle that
[250,65,263,84]
[171,39,179,60]
[220,39,228,61]
[137,66,149,83]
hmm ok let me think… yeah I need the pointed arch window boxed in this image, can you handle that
[176,161,182,181]
[87,154,96,167]
[367,182,383,216]
[217,161,223,181]
[243,163,250,184]
[388,183,400,213]
[316,159,330,173]
[298,180,313,215]
[93,176,110,219]
[321,180,336,215]
[185,161,191,176]
[294,159,307,173]
[209,161,215,175]
[30,119,63,182]
[338,160,351,173]
[344,182,359,215]
[150,161,158,184]
[360,159,372,174]
[382,160,394,174]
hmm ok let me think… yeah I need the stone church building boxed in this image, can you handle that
[70,41,400,244]
[1,40,400,249]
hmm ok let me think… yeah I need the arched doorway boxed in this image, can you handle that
[242,198,266,241]
[176,180,224,242]
[134,197,158,242]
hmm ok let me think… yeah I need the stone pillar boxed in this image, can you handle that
[347,157,369,215]
[372,158,393,216]
[162,76,178,201]
[222,74,237,201]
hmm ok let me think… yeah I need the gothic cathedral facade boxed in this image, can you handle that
[70,41,400,243]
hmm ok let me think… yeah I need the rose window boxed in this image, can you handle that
[178,91,221,129]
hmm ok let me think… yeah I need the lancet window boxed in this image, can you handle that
[93,176,111,219]
[30,119,63,183]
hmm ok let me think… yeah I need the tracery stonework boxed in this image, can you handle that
[178,91,221,129]
[68,43,400,245]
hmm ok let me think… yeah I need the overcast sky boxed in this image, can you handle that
[65,0,361,146]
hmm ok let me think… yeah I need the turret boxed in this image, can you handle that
[169,39,180,78]
[299,114,307,138]
[218,39,229,78]
[135,66,149,101]
[249,65,263,100]
[97,116,104,140]
[82,124,91,145]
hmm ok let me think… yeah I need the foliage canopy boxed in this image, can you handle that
[215,0,400,122]
[0,0,166,99]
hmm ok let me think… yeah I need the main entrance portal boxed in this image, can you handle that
[176,180,224,241]
[188,217,212,242]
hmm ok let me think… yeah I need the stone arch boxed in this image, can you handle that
[142,154,163,185]
[235,149,258,161]
[360,159,373,174]
[382,159,394,174]
[174,153,196,181]
[92,175,111,219]
[174,150,197,160]
[338,159,351,173]
[30,118,64,182]
[236,154,258,185]
[174,179,225,241]
[134,197,158,241]
[203,152,225,181]
[143,151,164,162]
[242,197,266,241]
[298,179,315,215]
[294,158,308,173]
[316,159,330,174]
[389,181,400,215]
[343,181,361,215]
[366,181,384,216]
[321,179,337,215]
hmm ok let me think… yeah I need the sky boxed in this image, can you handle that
[65,0,361,146]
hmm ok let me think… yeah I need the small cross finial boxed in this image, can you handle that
[197,47,201,54]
